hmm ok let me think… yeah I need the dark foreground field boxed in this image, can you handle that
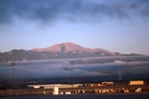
[1,93,149,99]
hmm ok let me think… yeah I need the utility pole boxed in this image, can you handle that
[11,62,16,94]
[125,60,129,84]
[70,61,74,92]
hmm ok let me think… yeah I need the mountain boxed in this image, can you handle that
[0,42,143,62]
[32,42,90,52]
[32,42,122,56]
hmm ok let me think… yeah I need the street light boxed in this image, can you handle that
[125,60,129,83]
[11,62,16,92]
[70,61,74,89]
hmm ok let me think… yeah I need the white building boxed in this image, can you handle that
[28,84,83,89]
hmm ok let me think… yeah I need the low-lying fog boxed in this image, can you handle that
[0,56,149,81]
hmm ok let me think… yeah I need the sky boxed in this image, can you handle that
[0,0,149,55]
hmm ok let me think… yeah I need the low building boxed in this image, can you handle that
[129,80,144,85]
[102,81,114,86]
[28,84,83,89]
[90,83,101,87]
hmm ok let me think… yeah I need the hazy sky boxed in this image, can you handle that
[0,0,149,55]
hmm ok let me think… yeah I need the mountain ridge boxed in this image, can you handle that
[32,42,115,54]
[0,42,144,62]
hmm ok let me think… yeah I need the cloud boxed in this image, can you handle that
[0,58,149,81]
[1,56,149,76]
[0,0,149,24]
